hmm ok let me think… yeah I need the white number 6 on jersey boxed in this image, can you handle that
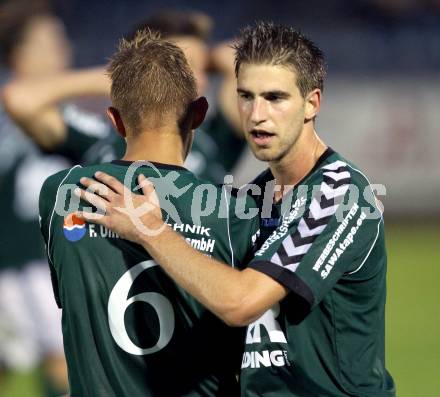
[108,260,175,355]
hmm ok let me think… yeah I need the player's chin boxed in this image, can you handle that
[251,147,278,162]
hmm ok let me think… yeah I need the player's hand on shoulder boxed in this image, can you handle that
[75,172,164,244]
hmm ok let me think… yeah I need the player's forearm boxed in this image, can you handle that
[209,41,235,75]
[138,222,273,326]
[218,77,242,134]
[2,67,110,148]
[3,67,109,116]
[75,173,287,324]
[210,42,243,134]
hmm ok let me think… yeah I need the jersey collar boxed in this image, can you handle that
[111,159,189,171]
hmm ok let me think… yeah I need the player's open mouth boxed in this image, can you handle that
[250,130,275,146]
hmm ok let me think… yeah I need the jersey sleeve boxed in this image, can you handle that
[39,169,71,308]
[39,174,58,244]
[49,105,111,164]
[248,166,383,321]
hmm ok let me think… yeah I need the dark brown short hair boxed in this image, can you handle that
[107,29,198,133]
[234,22,326,98]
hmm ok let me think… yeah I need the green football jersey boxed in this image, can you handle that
[241,149,396,397]
[58,109,240,183]
[0,98,68,270]
[199,111,246,175]
[39,160,259,397]
[56,106,124,165]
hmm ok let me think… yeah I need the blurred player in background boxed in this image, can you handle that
[3,9,246,183]
[77,22,396,396]
[133,10,246,180]
[0,0,69,395]
[39,29,258,396]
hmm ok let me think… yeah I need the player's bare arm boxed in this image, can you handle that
[2,67,109,150]
[75,171,287,326]
[210,41,242,134]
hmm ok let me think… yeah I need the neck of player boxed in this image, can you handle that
[122,124,189,166]
[270,128,327,201]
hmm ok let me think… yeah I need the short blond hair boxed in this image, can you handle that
[107,29,197,133]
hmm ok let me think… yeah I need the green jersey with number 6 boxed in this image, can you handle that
[241,149,395,397]
[39,160,259,397]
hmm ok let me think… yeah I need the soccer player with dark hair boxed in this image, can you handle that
[77,22,396,396]
[39,30,258,396]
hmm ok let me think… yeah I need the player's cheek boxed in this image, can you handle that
[238,101,251,120]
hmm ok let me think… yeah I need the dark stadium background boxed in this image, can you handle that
[1,0,439,396]
[56,0,440,73]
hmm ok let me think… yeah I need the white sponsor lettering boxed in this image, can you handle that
[251,230,260,247]
[313,203,359,271]
[88,224,120,239]
[245,304,287,344]
[185,237,216,253]
[89,224,97,237]
[320,211,367,279]
[168,223,211,237]
[255,197,306,257]
[241,350,290,368]
[100,225,119,239]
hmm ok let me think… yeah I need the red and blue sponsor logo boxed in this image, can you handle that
[63,213,87,242]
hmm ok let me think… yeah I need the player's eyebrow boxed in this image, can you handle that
[237,88,291,99]
[237,88,253,96]
[261,90,290,99]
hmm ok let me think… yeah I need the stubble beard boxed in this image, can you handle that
[254,129,302,165]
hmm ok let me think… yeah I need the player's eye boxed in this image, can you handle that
[265,94,282,102]
[238,92,252,100]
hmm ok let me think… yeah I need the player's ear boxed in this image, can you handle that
[107,107,126,138]
[190,97,208,129]
[304,89,321,122]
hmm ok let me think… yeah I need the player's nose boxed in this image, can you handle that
[250,98,268,125]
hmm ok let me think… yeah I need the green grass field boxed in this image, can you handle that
[385,223,440,396]
[1,222,439,396]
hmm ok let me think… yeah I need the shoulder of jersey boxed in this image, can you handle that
[41,164,100,196]
[319,153,372,185]
[42,167,75,194]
